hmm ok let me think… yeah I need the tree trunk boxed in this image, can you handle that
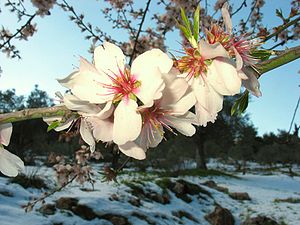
[195,136,207,170]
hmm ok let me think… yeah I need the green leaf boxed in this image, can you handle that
[250,49,272,61]
[193,5,200,42]
[231,91,249,116]
[47,120,61,132]
[180,8,192,34]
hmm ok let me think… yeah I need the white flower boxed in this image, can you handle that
[44,93,114,152]
[0,123,24,177]
[58,42,173,146]
[118,70,197,159]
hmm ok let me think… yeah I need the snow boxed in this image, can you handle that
[0,162,300,225]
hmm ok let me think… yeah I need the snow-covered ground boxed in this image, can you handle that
[0,162,300,225]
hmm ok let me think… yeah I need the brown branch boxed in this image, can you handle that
[231,0,247,17]
[128,0,152,66]
[0,14,36,49]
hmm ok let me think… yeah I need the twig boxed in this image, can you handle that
[231,0,247,17]
[24,174,78,212]
[0,14,36,49]
[263,16,300,43]
[0,105,73,124]
[288,95,300,134]
[128,0,152,66]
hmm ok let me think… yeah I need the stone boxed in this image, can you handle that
[99,214,130,225]
[55,197,79,210]
[241,215,280,225]
[229,192,251,201]
[205,205,235,225]
[38,203,56,216]
[71,204,97,220]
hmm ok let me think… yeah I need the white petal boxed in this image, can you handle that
[118,142,146,160]
[198,39,229,60]
[80,119,96,152]
[242,67,262,97]
[113,99,142,145]
[192,78,223,114]
[207,59,241,96]
[136,123,164,149]
[0,123,12,146]
[160,71,189,106]
[167,91,196,116]
[87,117,113,142]
[195,103,218,127]
[221,2,232,34]
[0,148,24,177]
[134,67,165,106]
[94,42,125,76]
[234,47,243,71]
[131,48,173,74]
[165,115,196,136]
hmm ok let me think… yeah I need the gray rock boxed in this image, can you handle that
[229,192,251,201]
[38,203,56,216]
[205,205,235,225]
[241,215,280,225]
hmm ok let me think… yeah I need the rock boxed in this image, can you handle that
[0,190,14,197]
[229,192,251,201]
[132,212,156,225]
[99,214,130,225]
[173,182,185,195]
[71,204,97,220]
[38,204,56,216]
[241,215,280,225]
[205,205,235,225]
[215,186,229,193]
[55,197,79,210]
[109,194,119,201]
[203,180,218,188]
[147,190,170,204]
[128,197,141,207]
[172,210,199,223]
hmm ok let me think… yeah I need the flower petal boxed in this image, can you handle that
[113,99,142,145]
[0,148,24,177]
[94,41,125,76]
[195,102,218,127]
[207,59,241,96]
[131,49,173,74]
[80,119,96,152]
[242,67,262,97]
[0,123,12,146]
[87,117,113,142]
[198,39,229,60]
[168,91,196,116]
[118,142,146,160]
[221,2,232,34]
[165,115,196,136]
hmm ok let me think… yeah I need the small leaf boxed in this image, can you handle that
[231,91,249,116]
[193,5,200,42]
[47,121,61,132]
[231,100,240,116]
[250,49,272,61]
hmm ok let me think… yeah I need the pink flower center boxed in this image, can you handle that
[103,67,141,103]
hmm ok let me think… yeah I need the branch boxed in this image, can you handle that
[0,46,299,125]
[128,0,152,66]
[0,105,73,124]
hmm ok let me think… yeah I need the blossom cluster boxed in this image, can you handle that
[0,3,263,177]
[44,4,261,161]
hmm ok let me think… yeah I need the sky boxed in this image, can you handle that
[0,0,299,136]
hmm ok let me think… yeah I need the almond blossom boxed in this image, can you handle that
[0,123,24,177]
[44,93,114,152]
[175,39,241,126]
[118,70,197,159]
[206,3,262,97]
[58,41,173,146]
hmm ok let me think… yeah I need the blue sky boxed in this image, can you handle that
[0,0,299,136]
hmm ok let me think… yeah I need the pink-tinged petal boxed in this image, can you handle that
[168,91,196,116]
[136,123,164,149]
[237,70,248,79]
[0,148,24,177]
[234,47,243,71]
[192,78,223,114]
[57,71,80,89]
[132,49,173,74]
[165,115,196,136]
[221,2,232,34]
[80,119,96,152]
[198,39,229,60]
[195,102,218,127]
[0,123,12,146]
[118,142,146,160]
[242,67,262,97]
[113,99,142,145]
[94,101,114,119]
[160,71,189,106]
[207,59,241,96]
[135,67,165,107]
[63,94,102,114]
[94,41,125,76]
[86,117,113,142]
